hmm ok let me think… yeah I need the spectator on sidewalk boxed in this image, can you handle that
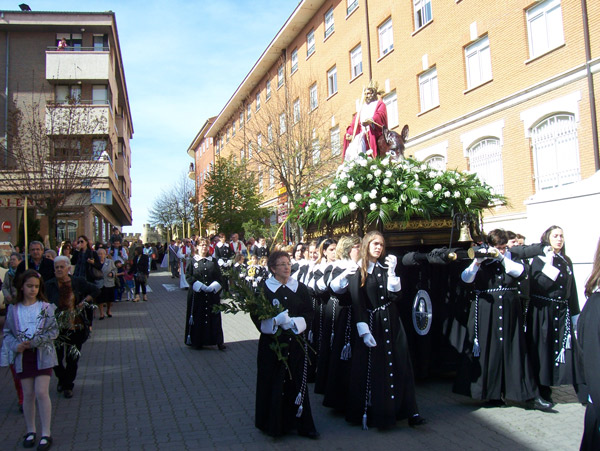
[130,247,149,302]
[16,241,55,283]
[168,240,180,279]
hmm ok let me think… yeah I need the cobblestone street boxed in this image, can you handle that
[0,270,585,450]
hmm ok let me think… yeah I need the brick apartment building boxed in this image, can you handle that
[0,9,133,245]
[190,0,599,291]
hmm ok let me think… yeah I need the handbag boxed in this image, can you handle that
[91,264,103,280]
[135,272,148,284]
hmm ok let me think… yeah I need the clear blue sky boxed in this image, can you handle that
[23,0,299,232]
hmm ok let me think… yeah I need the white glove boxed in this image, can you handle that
[363,333,377,348]
[341,265,358,278]
[192,281,207,292]
[206,281,222,293]
[385,254,397,275]
[544,245,554,257]
[274,310,291,326]
[218,258,225,266]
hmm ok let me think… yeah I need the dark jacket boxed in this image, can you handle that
[45,275,101,307]
[130,253,150,275]
[16,257,56,284]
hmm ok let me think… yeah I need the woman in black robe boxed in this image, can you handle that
[185,238,226,350]
[578,238,600,450]
[346,231,425,429]
[454,229,550,410]
[253,251,318,439]
[527,225,581,403]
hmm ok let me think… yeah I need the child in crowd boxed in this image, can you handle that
[123,262,135,301]
[0,270,58,451]
[114,259,125,302]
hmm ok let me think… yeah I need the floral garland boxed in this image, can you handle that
[297,152,503,227]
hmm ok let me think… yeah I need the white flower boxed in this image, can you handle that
[349,202,357,211]
[401,194,407,201]
[272,298,280,307]
[341,195,349,204]
[366,149,373,156]
[449,178,456,185]
[367,174,374,180]
[330,183,337,190]
[385,170,393,177]
[327,201,332,208]
[382,196,388,204]
[429,171,437,178]
[465,197,472,205]
[354,193,363,202]
[420,164,427,171]
[434,183,442,191]
[370,203,377,211]
[369,189,377,199]
[383,178,390,185]
[347,180,355,189]
[402,184,407,190]
[411,198,419,205]
[454,191,461,198]
[414,181,420,187]
[397,180,402,186]
[444,191,451,198]
[374,169,382,177]
[427,191,433,198]
[359,159,368,167]
[381,158,390,166]
[308,199,315,205]
[370,165,377,171]
[339,172,347,180]
[414,174,419,180]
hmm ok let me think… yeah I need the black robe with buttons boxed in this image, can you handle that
[527,254,581,387]
[184,255,224,347]
[346,264,419,428]
[253,280,316,437]
[453,259,537,402]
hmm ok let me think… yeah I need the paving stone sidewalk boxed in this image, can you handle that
[0,270,585,450]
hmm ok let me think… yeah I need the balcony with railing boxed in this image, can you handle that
[45,102,110,135]
[46,47,111,82]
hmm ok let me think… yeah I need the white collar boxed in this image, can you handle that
[216,242,224,248]
[364,260,383,275]
[193,255,212,261]
[266,276,299,293]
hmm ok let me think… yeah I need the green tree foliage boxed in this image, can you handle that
[203,158,267,236]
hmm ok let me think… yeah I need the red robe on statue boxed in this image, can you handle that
[342,99,388,159]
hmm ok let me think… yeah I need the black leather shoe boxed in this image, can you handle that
[23,432,36,448]
[64,389,73,399]
[37,436,52,451]
[529,397,553,411]
[218,343,227,351]
[299,430,320,439]
[408,414,427,427]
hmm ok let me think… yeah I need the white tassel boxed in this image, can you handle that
[555,348,566,364]
[473,338,480,358]
[330,332,334,349]
[341,343,351,360]
[186,335,192,345]
[566,333,571,350]
[362,413,368,430]
[188,315,194,326]
[308,330,313,343]
[295,392,302,405]
[296,405,303,418]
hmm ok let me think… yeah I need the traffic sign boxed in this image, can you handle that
[1,221,12,233]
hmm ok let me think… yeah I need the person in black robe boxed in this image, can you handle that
[321,235,361,412]
[454,229,551,410]
[527,225,582,404]
[213,233,235,266]
[346,231,425,429]
[185,238,226,350]
[253,251,318,439]
[578,238,600,450]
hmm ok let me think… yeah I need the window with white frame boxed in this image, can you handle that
[307,29,315,57]
[327,66,337,96]
[312,135,321,164]
[527,0,564,59]
[239,112,244,127]
[309,83,318,111]
[258,167,263,193]
[347,0,358,15]
[268,123,273,142]
[257,133,262,149]
[291,49,298,74]
[468,138,505,195]
[330,126,340,156]
[279,113,286,134]
[278,65,284,88]
[256,92,261,111]
[414,0,432,30]
[269,168,275,188]
[325,8,335,39]
[465,36,492,89]
[248,142,253,159]
[232,121,236,136]
[531,113,580,190]
[350,44,363,79]
[293,99,300,123]
[419,67,439,112]
[383,91,399,129]
[424,155,446,171]
[92,85,108,105]
[240,148,245,160]
[378,18,394,57]
[247,103,252,121]
[266,81,271,100]
[56,85,81,104]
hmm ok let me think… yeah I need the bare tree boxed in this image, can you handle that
[237,66,340,240]
[1,92,108,248]
[148,171,195,238]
